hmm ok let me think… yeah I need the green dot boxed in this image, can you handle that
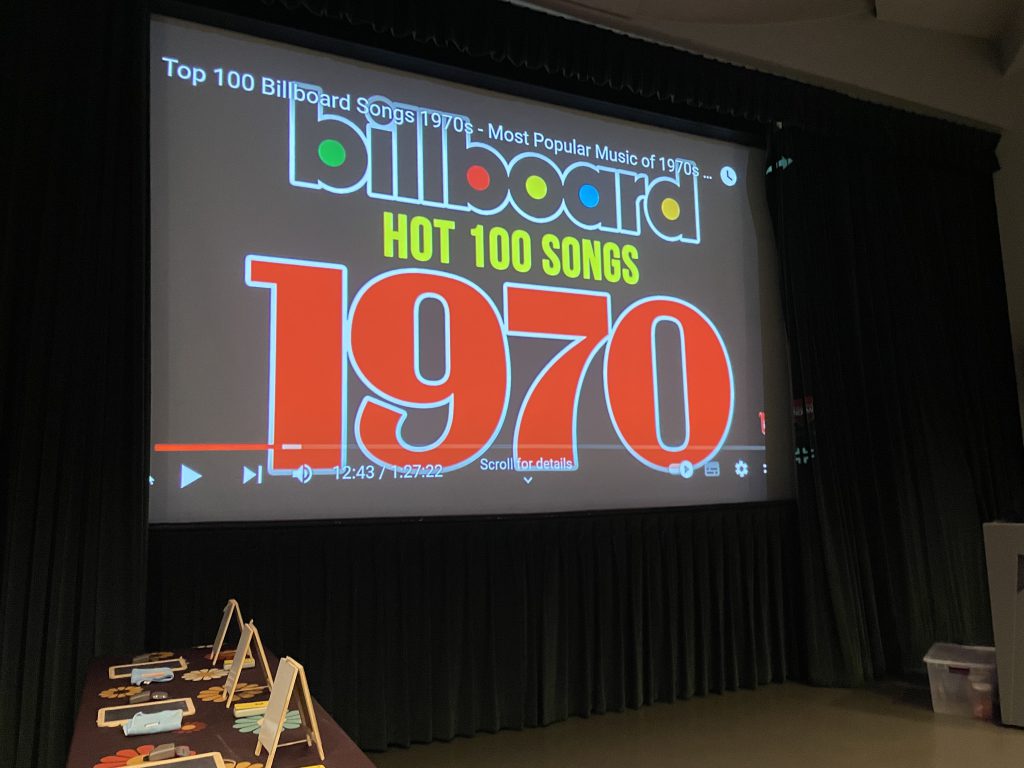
[318,139,347,167]
[525,175,547,200]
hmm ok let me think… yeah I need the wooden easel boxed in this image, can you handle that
[210,599,244,666]
[255,657,324,768]
[224,620,273,708]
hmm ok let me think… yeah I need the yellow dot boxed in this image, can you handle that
[661,198,681,221]
[525,175,547,200]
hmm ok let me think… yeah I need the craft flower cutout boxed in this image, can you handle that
[174,721,207,734]
[198,685,227,703]
[234,763,264,768]
[93,746,193,768]
[233,714,263,734]
[98,686,142,700]
[230,682,264,700]
[93,745,154,767]
[183,667,228,681]
[233,709,301,734]
[197,682,263,703]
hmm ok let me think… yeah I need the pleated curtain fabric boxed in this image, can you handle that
[765,126,1024,684]
[147,504,796,750]
[0,3,150,767]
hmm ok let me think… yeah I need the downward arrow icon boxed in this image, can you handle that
[523,477,533,484]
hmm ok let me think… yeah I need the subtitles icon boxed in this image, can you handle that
[704,461,720,477]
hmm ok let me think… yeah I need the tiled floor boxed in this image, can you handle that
[371,682,1024,768]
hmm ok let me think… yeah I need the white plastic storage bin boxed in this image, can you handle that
[923,643,997,720]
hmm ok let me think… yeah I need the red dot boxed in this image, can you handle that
[466,165,490,191]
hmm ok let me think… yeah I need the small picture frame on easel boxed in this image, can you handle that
[210,599,244,666]
[255,656,324,768]
[224,620,274,708]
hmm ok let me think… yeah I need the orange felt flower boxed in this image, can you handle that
[93,745,195,767]
[93,745,154,768]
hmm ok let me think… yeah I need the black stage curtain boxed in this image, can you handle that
[765,127,1024,685]
[148,503,796,750]
[0,3,149,767]
[218,0,997,170]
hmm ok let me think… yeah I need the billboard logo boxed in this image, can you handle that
[289,89,700,244]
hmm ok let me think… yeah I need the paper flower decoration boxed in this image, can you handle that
[231,682,264,699]
[198,681,264,703]
[182,667,227,681]
[98,686,142,700]
[174,721,207,734]
[93,746,193,768]
[233,714,263,734]
[198,685,228,703]
[93,745,154,767]
[233,709,301,734]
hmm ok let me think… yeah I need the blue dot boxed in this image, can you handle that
[578,184,600,208]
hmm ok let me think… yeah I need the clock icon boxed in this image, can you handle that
[720,166,738,187]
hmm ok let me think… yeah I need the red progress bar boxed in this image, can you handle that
[154,443,272,452]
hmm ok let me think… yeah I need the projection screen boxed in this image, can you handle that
[149,15,793,522]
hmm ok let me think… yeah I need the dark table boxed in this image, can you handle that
[66,646,376,768]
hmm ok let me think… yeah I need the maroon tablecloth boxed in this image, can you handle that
[66,647,375,768]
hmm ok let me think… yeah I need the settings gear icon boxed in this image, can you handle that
[734,460,749,478]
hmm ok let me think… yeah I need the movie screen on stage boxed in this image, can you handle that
[149,15,793,522]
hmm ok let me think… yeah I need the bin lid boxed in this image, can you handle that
[923,642,996,668]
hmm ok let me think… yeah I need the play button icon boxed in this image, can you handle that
[180,464,202,489]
